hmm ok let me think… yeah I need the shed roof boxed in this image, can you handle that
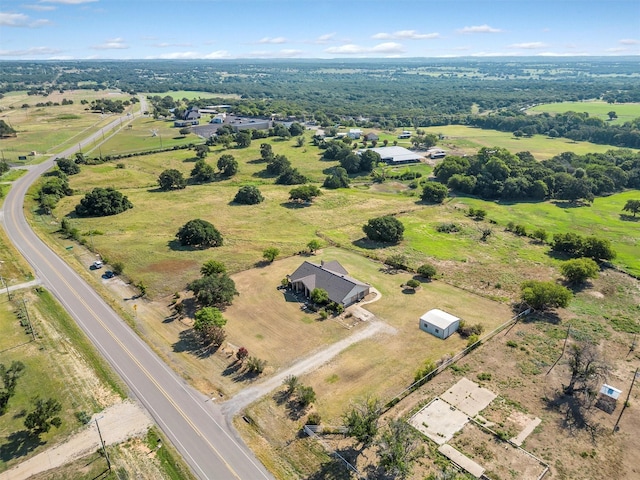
[361,146,423,163]
[420,309,460,329]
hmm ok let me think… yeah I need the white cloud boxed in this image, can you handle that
[325,42,405,55]
[619,39,638,45]
[471,51,516,57]
[536,51,589,57]
[154,51,201,59]
[314,33,336,44]
[0,46,61,56]
[509,42,549,49]
[606,47,629,53]
[0,12,50,27]
[257,37,287,44]
[152,42,192,48]
[91,37,128,50]
[457,24,502,34]
[23,4,56,11]
[246,49,303,58]
[40,0,97,4]
[203,50,231,59]
[373,30,440,40]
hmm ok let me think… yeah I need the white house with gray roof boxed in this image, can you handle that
[288,260,370,306]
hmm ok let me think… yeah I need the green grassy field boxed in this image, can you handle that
[37,126,640,298]
[420,125,636,160]
[0,289,123,472]
[0,90,133,162]
[528,101,640,125]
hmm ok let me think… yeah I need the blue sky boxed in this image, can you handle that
[1,0,639,60]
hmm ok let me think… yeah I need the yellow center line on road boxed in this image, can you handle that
[7,206,242,480]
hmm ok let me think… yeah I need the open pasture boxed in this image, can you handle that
[420,124,635,160]
[528,100,640,125]
[0,89,132,162]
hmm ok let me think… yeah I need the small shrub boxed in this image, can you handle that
[307,412,321,425]
[319,309,328,320]
[406,279,421,289]
[116,163,125,169]
[417,263,437,279]
[477,372,492,381]
[506,340,518,348]
[467,334,480,348]
[75,411,91,425]
[458,320,484,338]
[435,222,460,233]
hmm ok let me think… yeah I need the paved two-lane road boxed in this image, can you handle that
[1,108,273,480]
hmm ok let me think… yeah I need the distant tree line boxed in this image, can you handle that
[434,147,640,202]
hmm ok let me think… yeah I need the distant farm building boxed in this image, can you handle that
[427,148,447,159]
[183,107,201,121]
[348,128,362,139]
[364,132,379,142]
[420,309,460,339]
[361,146,424,165]
[398,131,412,139]
[174,119,199,127]
[288,260,370,307]
[210,113,226,124]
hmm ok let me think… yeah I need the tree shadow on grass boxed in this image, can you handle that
[519,310,562,325]
[402,288,416,295]
[247,158,268,164]
[305,457,356,480]
[0,430,45,463]
[352,238,389,250]
[172,329,216,359]
[222,360,242,377]
[280,201,311,209]
[551,200,591,209]
[619,214,640,222]
[167,239,212,252]
[544,389,600,440]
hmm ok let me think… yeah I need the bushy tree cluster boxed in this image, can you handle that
[234,185,264,205]
[75,187,133,217]
[363,215,404,243]
[434,147,640,202]
[176,219,223,247]
[551,232,616,261]
[323,167,350,189]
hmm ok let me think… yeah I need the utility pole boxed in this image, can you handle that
[613,367,639,433]
[0,274,10,300]
[95,417,111,470]
[22,298,36,341]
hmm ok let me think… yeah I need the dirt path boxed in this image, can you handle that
[0,401,153,480]
[222,314,396,417]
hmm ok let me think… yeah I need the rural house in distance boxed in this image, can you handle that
[288,260,370,306]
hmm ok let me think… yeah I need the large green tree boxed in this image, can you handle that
[75,187,133,217]
[217,154,238,177]
[323,167,350,189]
[176,219,223,247]
[188,273,238,307]
[421,182,449,203]
[24,397,62,434]
[622,199,640,217]
[363,215,404,243]
[343,397,381,447]
[158,169,186,190]
[288,185,322,203]
[560,258,599,284]
[378,420,423,479]
[520,280,572,311]
[194,306,227,330]
[200,260,226,276]
[56,158,80,175]
[0,361,25,415]
[234,185,264,205]
[191,160,216,183]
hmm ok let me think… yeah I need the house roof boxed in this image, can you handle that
[420,309,460,329]
[289,261,369,304]
[361,146,424,163]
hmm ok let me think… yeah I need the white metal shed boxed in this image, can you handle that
[420,309,460,339]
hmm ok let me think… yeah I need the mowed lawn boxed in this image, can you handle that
[528,100,640,126]
[219,246,513,413]
[420,125,637,160]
